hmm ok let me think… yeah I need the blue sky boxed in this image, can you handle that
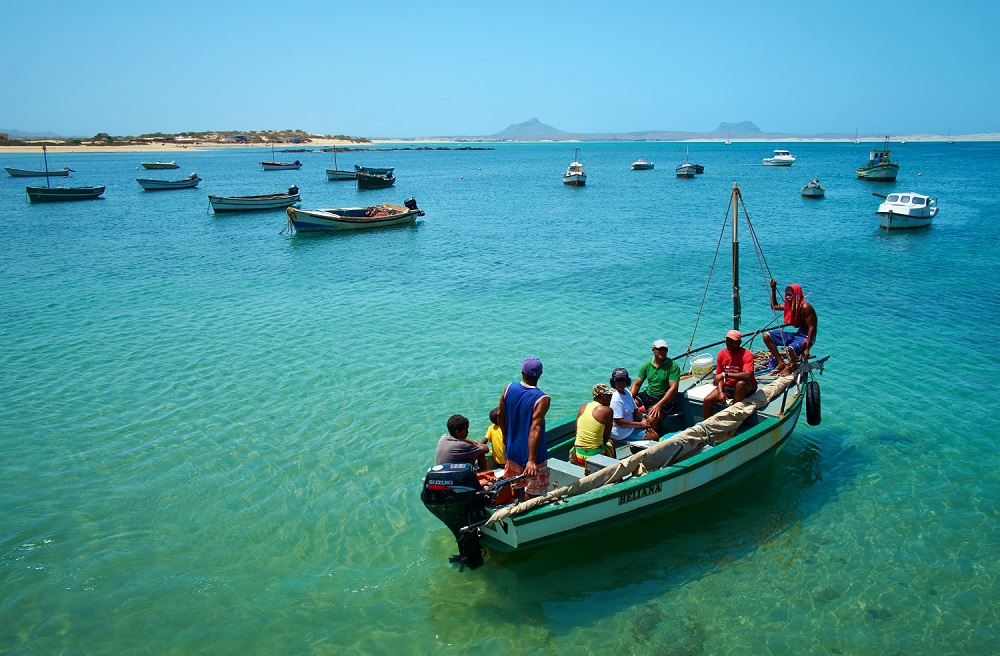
[5,1,996,138]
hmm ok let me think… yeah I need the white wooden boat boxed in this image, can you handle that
[5,166,72,178]
[136,173,201,191]
[284,198,424,233]
[801,178,825,198]
[325,147,354,180]
[140,161,179,169]
[208,186,301,213]
[422,183,830,567]
[856,137,899,181]
[563,148,586,186]
[875,191,937,229]
[762,149,796,166]
[631,159,654,170]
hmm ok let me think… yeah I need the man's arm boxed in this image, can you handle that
[769,278,784,311]
[497,384,509,447]
[802,302,818,358]
[596,405,614,444]
[524,395,551,476]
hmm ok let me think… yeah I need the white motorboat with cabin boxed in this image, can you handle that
[631,159,654,170]
[874,191,937,229]
[563,148,586,186]
[762,150,796,166]
[421,183,831,567]
[801,179,825,198]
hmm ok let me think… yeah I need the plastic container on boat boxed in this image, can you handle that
[690,355,715,378]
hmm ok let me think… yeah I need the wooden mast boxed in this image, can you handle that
[731,183,741,331]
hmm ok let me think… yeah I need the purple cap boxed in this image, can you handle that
[521,357,543,378]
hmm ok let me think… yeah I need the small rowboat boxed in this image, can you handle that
[354,164,394,175]
[27,185,105,203]
[208,186,301,213]
[261,160,302,171]
[631,159,654,170]
[137,173,202,191]
[285,198,424,233]
[140,161,179,169]
[801,179,825,198]
[356,170,395,189]
[5,166,72,178]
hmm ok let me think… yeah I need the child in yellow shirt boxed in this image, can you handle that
[481,407,505,465]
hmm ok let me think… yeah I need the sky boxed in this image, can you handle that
[4,1,997,138]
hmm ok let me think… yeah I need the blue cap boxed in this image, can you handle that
[521,357,543,378]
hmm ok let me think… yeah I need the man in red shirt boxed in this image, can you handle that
[702,329,758,420]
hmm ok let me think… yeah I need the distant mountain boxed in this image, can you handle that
[1,128,66,138]
[490,118,571,140]
[710,121,762,136]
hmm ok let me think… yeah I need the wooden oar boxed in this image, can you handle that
[872,192,888,199]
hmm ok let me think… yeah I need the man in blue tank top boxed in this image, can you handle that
[498,357,552,499]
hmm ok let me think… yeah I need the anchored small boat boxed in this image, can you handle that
[422,183,830,567]
[136,173,202,191]
[874,191,937,229]
[762,149,796,166]
[325,147,354,181]
[5,166,72,178]
[856,137,899,181]
[208,186,301,213]
[631,159,654,171]
[140,161,179,169]
[25,147,104,203]
[260,145,301,171]
[354,165,395,175]
[563,148,586,186]
[356,170,395,189]
[284,198,424,233]
[801,178,825,198]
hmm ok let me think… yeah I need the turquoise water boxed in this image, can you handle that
[2,142,998,654]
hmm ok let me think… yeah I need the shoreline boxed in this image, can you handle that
[0,134,996,154]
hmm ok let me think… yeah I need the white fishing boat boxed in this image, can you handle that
[801,179,825,198]
[325,147,354,180]
[5,166,72,178]
[422,183,831,567]
[208,186,301,213]
[284,198,424,233]
[140,161,179,169]
[136,173,202,191]
[762,149,796,166]
[874,191,937,229]
[563,148,586,186]
[856,137,899,181]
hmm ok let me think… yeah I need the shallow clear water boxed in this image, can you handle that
[2,142,998,654]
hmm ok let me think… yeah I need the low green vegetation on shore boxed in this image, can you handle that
[0,129,370,147]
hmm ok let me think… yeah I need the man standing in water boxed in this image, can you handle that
[763,279,819,375]
[498,357,551,500]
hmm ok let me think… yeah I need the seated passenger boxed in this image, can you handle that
[763,279,818,375]
[480,407,505,465]
[702,330,759,420]
[608,368,654,444]
[435,414,488,470]
[570,384,616,466]
[629,339,681,436]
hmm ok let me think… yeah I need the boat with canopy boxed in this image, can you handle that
[422,183,830,568]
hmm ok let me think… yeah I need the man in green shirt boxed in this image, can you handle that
[630,339,681,438]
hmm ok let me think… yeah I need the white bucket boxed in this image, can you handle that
[690,354,714,378]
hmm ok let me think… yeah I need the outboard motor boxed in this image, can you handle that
[403,197,424,216]
[421,463,489,569]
